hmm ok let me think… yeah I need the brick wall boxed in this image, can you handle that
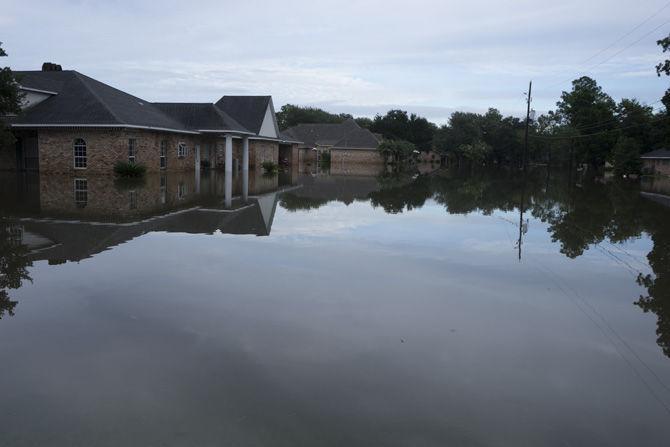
[39,173,200,220]
[250,140,278,167]
[643,159,670,176]
[330,149,382,164]
[37,128,204,174]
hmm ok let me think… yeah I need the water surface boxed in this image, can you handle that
[1,167,669,446]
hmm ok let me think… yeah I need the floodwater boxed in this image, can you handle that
[1,165,669,446]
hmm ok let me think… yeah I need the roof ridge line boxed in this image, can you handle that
[72,71,124,125]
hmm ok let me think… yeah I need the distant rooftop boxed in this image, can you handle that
[641,149,670,159]
[283,119,380,150]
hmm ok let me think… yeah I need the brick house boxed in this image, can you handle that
[1,66,301,173]
[282,119,382,165]
[641,149,670,176]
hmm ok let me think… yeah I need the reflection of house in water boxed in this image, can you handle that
[1,169,295,263]
[641,175,670,208]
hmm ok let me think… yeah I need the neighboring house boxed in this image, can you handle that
[1,65,301,173]
[641,149,670,176]
[282,119,381,165]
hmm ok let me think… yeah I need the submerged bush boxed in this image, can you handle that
[114,161,147,177]
[261,160,278,174]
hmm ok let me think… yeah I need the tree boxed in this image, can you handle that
[616,98,654,149]
[276,104,351,129]
[369,110,436,151]
[0,42,23,149]
[611,136,641,176]
[656,33,670,77]
[556,77,617,168]
[378,139,416,164]
[354,117,373,129]
[458,140,492,164]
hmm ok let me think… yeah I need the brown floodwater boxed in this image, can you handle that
[1,167,669,446]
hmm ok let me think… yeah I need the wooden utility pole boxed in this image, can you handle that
[522,81,532,173]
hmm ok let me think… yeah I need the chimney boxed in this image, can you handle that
[42,62,62,72]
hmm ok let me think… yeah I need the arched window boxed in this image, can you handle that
[73,138,87,168]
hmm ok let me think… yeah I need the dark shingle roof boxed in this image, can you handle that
[152,103,251,133]
[283,119,379,150]
[13,70,193,133]
[215,96,272,135]
[641,149,670,159]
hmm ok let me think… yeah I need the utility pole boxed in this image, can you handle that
[522,80,532,173]
[517,80,532,260]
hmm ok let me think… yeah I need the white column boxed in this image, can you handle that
[225,134,233,174]
[242,136,249,172]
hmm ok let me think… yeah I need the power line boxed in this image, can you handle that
[532,115,670,140]
[579,2,670,66]
[544,18,670,90]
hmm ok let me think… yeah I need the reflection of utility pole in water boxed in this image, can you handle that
[517,178,528,261]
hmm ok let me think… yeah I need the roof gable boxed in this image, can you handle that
[215,96,271,135]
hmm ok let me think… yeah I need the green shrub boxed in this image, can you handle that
[114,161,147,177]
[319,151,331,165]
[261,160,278,174]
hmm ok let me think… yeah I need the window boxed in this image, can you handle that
[73,138,87,168]
[129,190,137,210]
[177,182,187,199]
[160,175,167,204]
[160,140,167,169]
[74,178,88,208]
[128,138,137,164]
[177,142,187,158]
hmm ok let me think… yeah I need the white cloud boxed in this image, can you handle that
[3,0,668,120]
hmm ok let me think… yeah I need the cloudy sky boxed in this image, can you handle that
[2,0,669,123]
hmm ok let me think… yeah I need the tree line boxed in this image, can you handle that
[277,33,670,174]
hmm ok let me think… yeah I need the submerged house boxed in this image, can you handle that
[641,149,670,176]
[1,65,301,173]
[283,119,381,165]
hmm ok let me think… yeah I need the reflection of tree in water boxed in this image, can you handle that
[279,194,329,212]
[368,172,432,214]
[364,168,670,358]
[635,222,670,357]
[0,225,33,319]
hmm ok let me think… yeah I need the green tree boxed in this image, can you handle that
[656,33,670,77]
[611,136,642,176]
[0,42,23,149]
[616,98,653,149]
[276,104,351,129]
[556,77,617,167]
[378,139,416,164]
[370,110,436,151]
[354,117,373,129]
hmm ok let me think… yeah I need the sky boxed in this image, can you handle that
[1,0,669,124]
